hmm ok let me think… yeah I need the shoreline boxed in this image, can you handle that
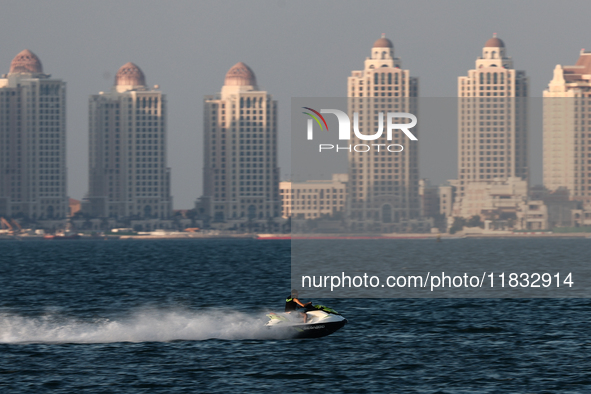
[3,232,590,241]
[256,232,591,240]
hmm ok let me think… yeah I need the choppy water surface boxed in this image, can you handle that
[1,239,590,393]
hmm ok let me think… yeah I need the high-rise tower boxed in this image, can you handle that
[346,35,420,232]
[544,50,591,204]
[0,50,68,219]
[201,62,280,226]
[457,35,528,198]
[86,63,172,219]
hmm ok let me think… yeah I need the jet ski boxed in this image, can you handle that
[265,304,347,339]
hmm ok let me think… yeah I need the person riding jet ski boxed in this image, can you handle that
[285,289,312,323]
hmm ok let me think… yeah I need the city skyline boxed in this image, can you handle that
[1,1,591,208]
[0,39,573,215]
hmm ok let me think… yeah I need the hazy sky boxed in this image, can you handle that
[0,0,589,208]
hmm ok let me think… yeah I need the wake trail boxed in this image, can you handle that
[0,308,284,344]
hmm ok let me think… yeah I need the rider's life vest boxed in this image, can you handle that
[285,296,298,312]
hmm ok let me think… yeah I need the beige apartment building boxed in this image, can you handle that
[457,34,528,199]
[346,35,421,232]
[454,176,528,218]
[85,63,172,219]
[452,177,547,231]
[280,174,347,219]
[0,50,68,219]
[544,50,591,205]
[200,62,280,225]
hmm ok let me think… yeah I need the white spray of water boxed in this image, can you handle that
[0,309,284,344]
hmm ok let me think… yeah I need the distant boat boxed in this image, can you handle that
[44,232,80,240]
[53,234,80,240]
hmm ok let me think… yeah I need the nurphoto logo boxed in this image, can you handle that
[302,107,418,153]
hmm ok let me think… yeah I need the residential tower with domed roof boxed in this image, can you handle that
[198,62,280,230]
[0,49,69,220]
[84,62,172,222]
[441,35,530,226]
[454,34,529,200]
[346,35,423,233]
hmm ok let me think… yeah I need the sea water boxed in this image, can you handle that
[0,239,590,393]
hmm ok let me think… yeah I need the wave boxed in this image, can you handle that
[0,308,283,344]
